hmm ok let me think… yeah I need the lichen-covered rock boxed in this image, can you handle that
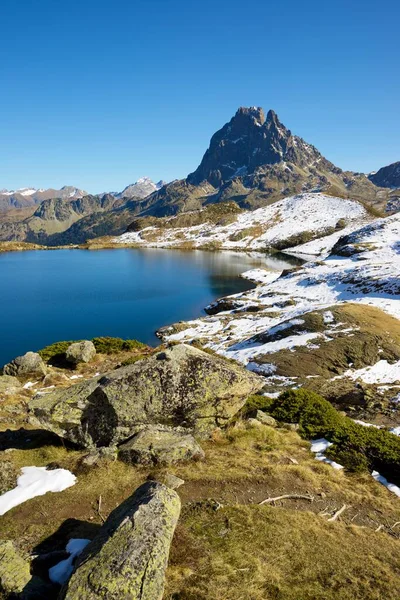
[65,341,96,365]
[60,481,180,600]
[29,344,262,448]
[0,375,22,397]
[255,410,277,427]
[119,427,205,466]
[0,540,31,596]
[3,352,46,380]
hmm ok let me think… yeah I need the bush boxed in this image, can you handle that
[91,337,145,354]
[240,394,274,417]
[39,336,146,363]
[38,340,79,363]
[268,388,400,483]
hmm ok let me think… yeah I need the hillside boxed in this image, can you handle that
[115,193,370,251]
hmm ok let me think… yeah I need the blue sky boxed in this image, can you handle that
[0,0,399,193]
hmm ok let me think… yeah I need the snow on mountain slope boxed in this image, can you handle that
[117,177,165,199]
[116,193,368,250]
[159,212,400,387]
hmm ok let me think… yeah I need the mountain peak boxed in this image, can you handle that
[188,106,314,187]
[235,106,266,126]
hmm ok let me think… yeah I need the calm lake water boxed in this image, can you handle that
[0,248,298,367]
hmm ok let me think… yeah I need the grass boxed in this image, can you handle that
[1,418,400,598]
[166,504,400,600]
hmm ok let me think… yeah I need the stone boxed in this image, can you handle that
[60,481,181,600]
[0,540,31,596]
[246,418,264,428]
[119,427,205,466]
[0,375,22,397]
[160,473,185,490]
[65,341,96,365]
[255,410,277,427]
[3,352,46,379]
[283,423,300,432]
[29,344,262,448]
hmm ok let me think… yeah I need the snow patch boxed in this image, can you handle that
[0,466,76,516]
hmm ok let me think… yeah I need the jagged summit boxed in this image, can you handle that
[187,106,323,187]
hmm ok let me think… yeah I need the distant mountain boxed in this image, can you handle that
[0,186,87,211]
[125,107,391,219]
[0,194,122,243]
[116,177,166,199]
[0,108,394,245]
[369,162,400,189]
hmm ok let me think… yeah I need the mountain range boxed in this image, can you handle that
[0,107,398,245]
[0,186,87,211]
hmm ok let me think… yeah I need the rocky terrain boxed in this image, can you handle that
[369,161,400,189]
[0,195,400,597]
[0,179,165,245]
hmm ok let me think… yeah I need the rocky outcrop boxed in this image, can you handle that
[65,341,96,365]
[29,344,262,448]
[119,427,205,466]
[369,161,400,189]
[3,352,46,379]
[60,481,180,600]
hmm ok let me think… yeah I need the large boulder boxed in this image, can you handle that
[66,341,96,365]
[60,481,180,600]
[119,426,205,466]
[29,344,262,448]
[3,352,46,380]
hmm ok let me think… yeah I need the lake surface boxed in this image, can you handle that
[0,248,299,367]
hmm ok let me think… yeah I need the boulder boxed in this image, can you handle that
[3,352,46,379]
[255,410,277,427]
[65,341,96,365]
[0,375,22,397]
[29,344,262,448]
[119,427,205,466]
[0,540,31,596]
[60,481,180,600]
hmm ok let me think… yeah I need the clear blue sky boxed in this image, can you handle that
[0,0,398,193]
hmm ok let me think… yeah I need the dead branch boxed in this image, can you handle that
[375,524,384,532]
[259,494,314,505]
[97,495,106,523]
[327,504,348,522]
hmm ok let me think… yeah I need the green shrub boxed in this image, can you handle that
[241,394,274,417]
[91,337,145,354]
[268,388,400,483]
[38,340,79,363]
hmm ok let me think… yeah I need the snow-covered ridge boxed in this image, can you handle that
[115,193,368,250]
[160,211,400,376]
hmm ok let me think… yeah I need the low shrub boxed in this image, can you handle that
[38,340,79,363]
[91,337,145,354]
[241,394,274,417]
[39,336,146,363]
[267,388,400,483]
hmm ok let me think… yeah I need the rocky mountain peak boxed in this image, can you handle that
[187,106,314,187]
[235,106,266,126]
